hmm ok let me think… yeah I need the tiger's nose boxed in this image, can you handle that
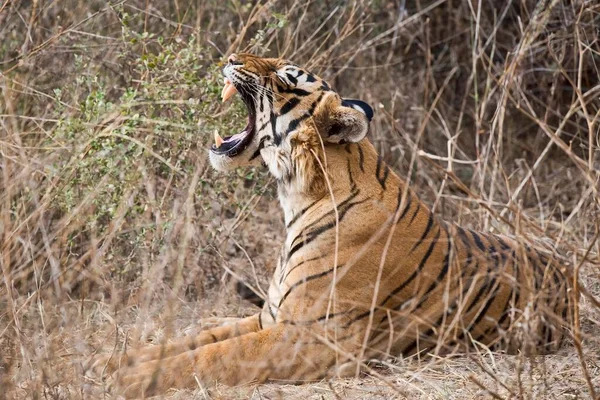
[227,54,238,64]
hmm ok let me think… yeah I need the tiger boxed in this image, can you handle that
[92,53,571,398]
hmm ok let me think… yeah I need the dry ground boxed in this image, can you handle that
[1,0,600,399]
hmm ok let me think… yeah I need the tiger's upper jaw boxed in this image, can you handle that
[209,53,374,179]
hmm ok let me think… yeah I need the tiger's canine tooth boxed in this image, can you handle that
[221,80,237,102]
[214,130,224,148]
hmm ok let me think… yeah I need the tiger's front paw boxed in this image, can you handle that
[89,345,165,378]
[114,354,200,399]
[89,351,130,377]
[115,361,176,399]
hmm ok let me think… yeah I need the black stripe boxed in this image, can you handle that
[402,227,452,312]
[289,189,360,248]
[487,240,500,269]
[279,97,301,115]
[284,93,324,136]
[396,191,413,223]
[259,86,270,113]
[278,265,343,309]
[258,312,263,330]
[394,234,454,352]
[286,198,321,228]
[357,144,365,172]
[433,228,452,289]
[431,254,488,346]
[409,212,434,253]
[347,158,355,187]
[470,230,486,252]
[271,111,281,145]
[249,136,268,161]
[257,119,270,133]
[464,266,493,316]
[375,223,447,329]
[305,74,316,83]
[375,155,390,190]
[280,311,348,326]
[293,189,359,233]
[442,260,494,348]
[457,227,471,248]
[286,73,298,86]
[402,331,434,355]
[535,249,550,268]
[343,309,372,328]
[235,69,256,80]
[456,227,475,274]
[275,82,287,93]
[268,302,277,320]
[465,278,501,333]
[489,235,507,264]
[495,236,511,251]
[282,87,311,96]
[534,249,563,290]
[287,197,368,261]
[281,254,326,283]
[493,281,520,333]
[266,87,273,108]
[404,225,500,354]
[408,202,422,226]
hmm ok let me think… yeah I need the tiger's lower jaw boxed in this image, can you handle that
[208,149,241,171]
[208,142,262,171]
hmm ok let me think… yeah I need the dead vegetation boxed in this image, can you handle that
[1,0,599,398]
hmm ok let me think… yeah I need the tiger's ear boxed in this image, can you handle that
[342,98,374,121]
[325,98,374,144]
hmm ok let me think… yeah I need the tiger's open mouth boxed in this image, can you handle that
[210,78,256,157]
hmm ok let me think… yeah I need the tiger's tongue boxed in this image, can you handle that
[214,130,248,149]
[224,131,246,143]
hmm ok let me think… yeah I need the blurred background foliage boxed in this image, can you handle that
[0,0,599,397]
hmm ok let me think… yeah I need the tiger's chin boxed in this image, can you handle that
[208,151,237,171]
[208,142,262,172]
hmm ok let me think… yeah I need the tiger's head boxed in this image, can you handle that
[209,53,373,184]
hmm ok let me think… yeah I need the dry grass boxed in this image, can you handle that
[1,0,599,398]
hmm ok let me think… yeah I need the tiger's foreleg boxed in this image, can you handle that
[93,314,261,375]
[114,323,346,398]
